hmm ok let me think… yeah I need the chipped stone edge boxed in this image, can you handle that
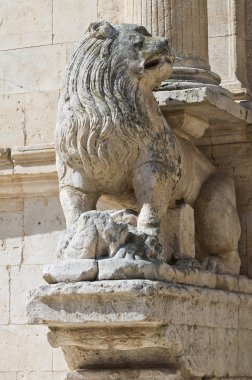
[41,258,252,296]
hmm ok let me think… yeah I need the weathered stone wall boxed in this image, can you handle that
[0,0,123,149]
[0,195,68,380]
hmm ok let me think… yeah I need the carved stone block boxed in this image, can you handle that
[164,112,209,140]
[27,279,252,379]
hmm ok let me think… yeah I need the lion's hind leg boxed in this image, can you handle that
[194,172,241,274]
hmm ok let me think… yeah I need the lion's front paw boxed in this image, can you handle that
[111,244,144,260]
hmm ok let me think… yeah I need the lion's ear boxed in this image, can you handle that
[88,21,117,39]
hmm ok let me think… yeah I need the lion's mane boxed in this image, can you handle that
[56,31,152,178]
[56,25,181,187]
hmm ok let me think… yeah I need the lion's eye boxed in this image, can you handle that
[134,39,144,48]
[129,35,144,48]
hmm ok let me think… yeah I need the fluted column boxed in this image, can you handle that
[124,0,220,87]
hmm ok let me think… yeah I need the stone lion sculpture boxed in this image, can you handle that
[55,21,241,274]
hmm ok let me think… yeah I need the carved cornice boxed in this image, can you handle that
[11,144,55,167]
[0,144,58,198]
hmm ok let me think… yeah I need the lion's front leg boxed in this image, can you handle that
[57,160,100,228]
[133,162,173,263]
[59,186,100,228]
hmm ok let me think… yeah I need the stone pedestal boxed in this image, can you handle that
[124,0,220,87]
[27,278,252,379]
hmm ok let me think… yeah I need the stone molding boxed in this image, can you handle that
[156,88,252,126]
[0,143,58,198]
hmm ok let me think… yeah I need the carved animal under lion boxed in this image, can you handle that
[55,21,241,274]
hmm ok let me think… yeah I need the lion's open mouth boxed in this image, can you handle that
[144,58,160,69]
[144,56,173,70]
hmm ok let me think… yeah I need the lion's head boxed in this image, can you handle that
[66,21,173,95]
[56,21,175,178]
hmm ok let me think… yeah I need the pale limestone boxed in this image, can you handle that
[166,112,209,140]
[0,266,9,324]
[27,280,240,329]
[97,258,201,282]
[0,145,58,199]
[12,144,56,175]
[56,22,241,274]
[209,378,252,380]
[208,36,231,82]
[0,147,11,172]
[97,0,125,24]
[55,209,165,265]
[0,2,251,380]
[124,0,220,88]
[98,258,163,281]
[238,329,252,376]
[10,265,45,324]
[17,372,67,380]
[27,280,252,378]
[53,0,97,44]
[0,45,66,95]
[0,374,16,380]
[239,296,252,331]
[1,87,251,200]
[23,197,65,265]
[67,369,183,379]
[207,0,231,38]
[124,0,209,68]
[0,94,26,147]
[164,204,195,258]
[65,42,79,62]
[25,91,59,145]
[157,87,252,125]
[208,0,252,99]
[43,259,98,283]
[0,0,52,51]
[53,348,69,372]
[197,134,252,277]
[0,211,23,265]
[0,325,52,372]
[0,198,23,213]
[41,252,252,295]
[0,91,59,147]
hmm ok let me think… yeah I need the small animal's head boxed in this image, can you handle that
[88,21,174,89]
